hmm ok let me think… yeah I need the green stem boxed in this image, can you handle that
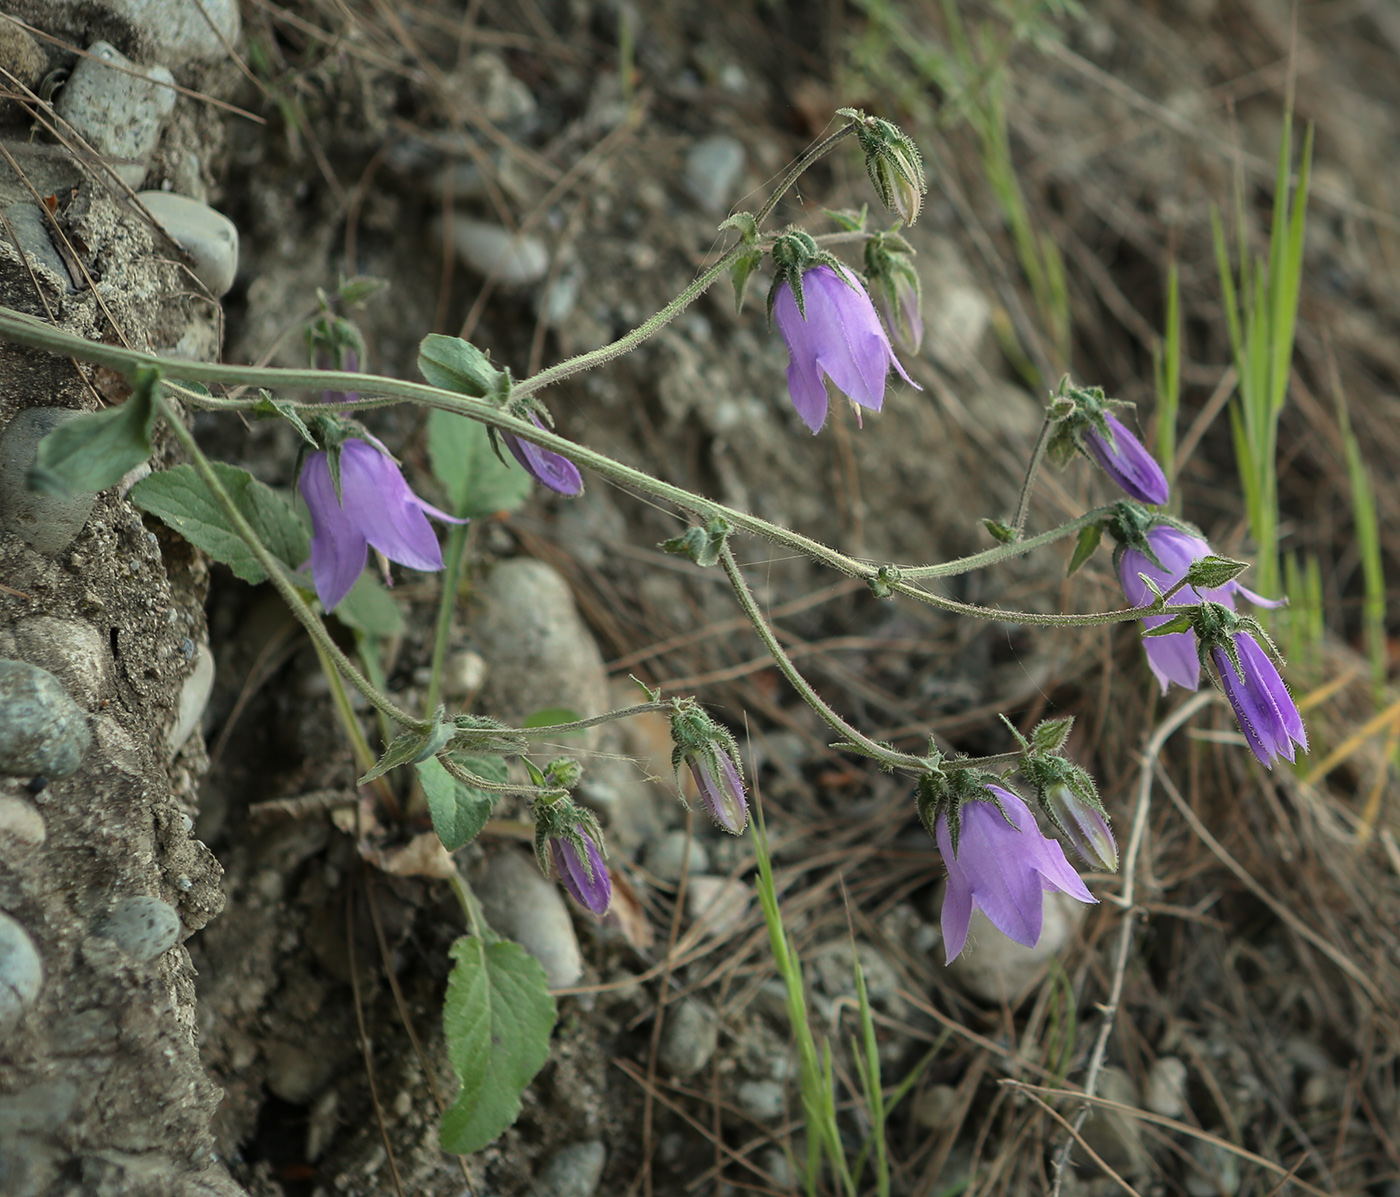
[154,391,429,733]
[1010,411,1054,538]
[511,701,674,738]
[899,507,1111,580]
[423,520,471,716]
[449,867,485,937]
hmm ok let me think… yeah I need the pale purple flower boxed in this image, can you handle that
[550,828,611,915]
[317,348,359,407]
[773,264,918,434]
[1084,414,1169,505]
[1212,632,1308,768]
[502,414,583,496]
[299,438,464,611]
[686,748,748,834]
[1119,524,1280,693]
[936,786,1095,963]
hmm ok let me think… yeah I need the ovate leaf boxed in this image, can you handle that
[29,367,159,496]
[418,334,499,397]
[440,937,556,1155]
[416,754,506,851]
[427,408,531,518]
[130,462,308,584]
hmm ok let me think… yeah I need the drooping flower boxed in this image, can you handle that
[1211,631,1308,768]
[1042,783,1118,872]
[1119,523,1280,693]
[936,786,1096,963]
[299,438,464,611]
[549,826,611,915]
[502,413,583,496]
[773,263,918,434]
[1083,414,1169,505]
[685,746,748,835]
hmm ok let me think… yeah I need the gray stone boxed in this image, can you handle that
[1143,1055,1188,1117]
[54,42,176,188]
[136,191,239,296]
[11,616,111,709]
[658,998,718,1079]
[912,1084,960,1130]
[533,1139,606,1197]
[645,830,709,883]
[449,216,549,285]
[0,659,92,778]
[0,912,43,1037]
[0,796,47,850]
[0,23,45,95]
[476,849,582,988]
[0,408,98,555]
[685,875,751,936]
[105,0,242,67]
[685,134,746,215]
[264,1040,330,1105]
[1,205,73,290]
[945,890,1088,1004]
[167,644,214,752]
[473,559,609,742]
[95,895,181,962]
[735,1078,785,1121]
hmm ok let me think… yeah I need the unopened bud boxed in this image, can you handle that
[1044,783,1118,872]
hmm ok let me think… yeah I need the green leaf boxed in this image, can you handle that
[29,367,159,496]
[521,707,581,730]
[130,462,308,584]
[332,572,405,636]
[418,334,499,397]
[417,754,506,850]
[252,393,317,446]
[440,937,556,1156]
[1066,523,1102,576]
[427,408,532,518]
[729,249,763,315]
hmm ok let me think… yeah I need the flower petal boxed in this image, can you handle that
[300,450,369,610]
[338,440,445,572]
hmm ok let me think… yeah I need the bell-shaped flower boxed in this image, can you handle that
[299,438,464,611]
[1211,631,1308,768]
[773,263,918,434]
[936,786,1095,963]
[1119,523,1280,693]
[502,413,583,496]
[1083,414,1169,505]
[549,825,611,915]
[685,746,748,835]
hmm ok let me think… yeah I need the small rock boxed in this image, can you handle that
[1076,1067,1150,1181]
[168,644,215,752]
[1144,1055,1188,1117]
[912,1084,960,1130]
[812,939,906,1016]
[0,23,44,95]
[475,849,582,988]
[0,659,92,778]
[54,42,176,188]
[0,408,98,555]
[265,1040,330,1105]
[685,875,750,936]
[11,616,111,708]
[1,204,74,290]
[104,0,242,67]
[533,1139,606,1197]
[449,215,549,284]
[0,796,46,850]
[137,191,240,297]
[305,1089,338,1161]
[1185,1140,1241,1197]
[658,998,719,1079]
[759,1148,794,1190]
[645,830,710,882]
[685,134,747,214]
[945,891,1087,1004]
[451,51,537,127]
[735,1078,785,1121]
[439,648,487,700]
[95,895,181,962]
[472,559,609,741]
[0,912,42,1037]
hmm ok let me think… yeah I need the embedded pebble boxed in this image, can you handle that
[0,408,98,554]
[168,644,215,752]
[1144,1055,1188,1117]
[136,190,240,296]
[0,659,92,778]
[658,998,719,1079]
[685,134,747,215]
[645,830,710,883]
[685,875,751,936]
[0,23,45,94]
[264,1040,330,1104]
[735,1078,785,1121]
[11,616,110,709]
[1,204,73,289]
[0,796,47,850]
[912,1084,960,1130]
[533,1139,606,1197]
[945,891,1087,1004]
[0,912,43,1037]
[440,648,487,700]
[95,895,182,962]
[449,215,549,284]
[475,848,582,988]
[104,0,242,67]
[54,42,176,188]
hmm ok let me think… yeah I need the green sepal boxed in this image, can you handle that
[1067,523,1103,576]
[983,518,1017,544]
[719,211,759,244]
[1183,555,1250,591]
[660,514,731,568]
[1141,613,1194,637]
[357,715,455,785]
[730,248,764,315]
[868,565,902,599]
[1030,715,1074,754]
[252,393,317,446]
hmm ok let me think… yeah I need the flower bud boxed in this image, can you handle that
[1043,783,1118,872]
[533,798,611,915]
[840,110,927,225]
[686,747,748,835]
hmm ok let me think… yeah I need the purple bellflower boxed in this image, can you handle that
[686,747,748,835]
[773,263,918,434]
[299,438,464,611]
[1083,414,1169,505]
[936,786,1096,963]
[502,413,584,496]
[1119,524,1281,693]
[550,826,611,915]
[1212,632,1308,768]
